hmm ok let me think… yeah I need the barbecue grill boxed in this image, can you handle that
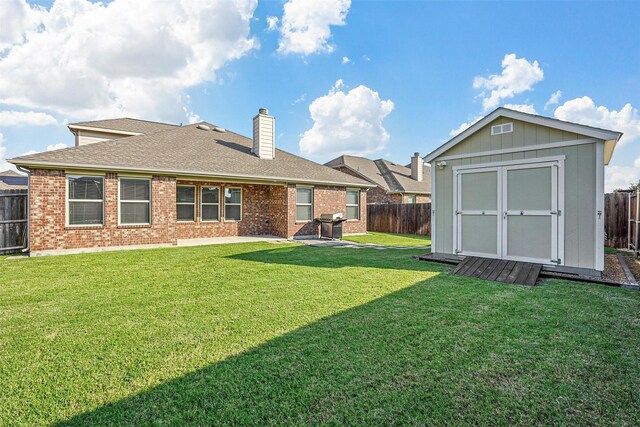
[317,213,347,239]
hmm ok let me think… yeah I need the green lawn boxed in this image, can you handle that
[343,231,431,247]
[1,243,640,426]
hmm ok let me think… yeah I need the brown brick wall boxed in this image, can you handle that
[175,181,277,239]
[29,169,177,252]
[28,170,368,251]
[287,185,366,237]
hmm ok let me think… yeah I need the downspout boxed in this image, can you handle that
[16,165,30,254]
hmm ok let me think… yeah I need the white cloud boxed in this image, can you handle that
[276,0,351,55]
[473,53,544,111]
[606,160,640,192]
[0,133,8,171]
[362,54,370,61]
[502,103,537,114]
[266,16,279,31]
[299,80,394,158]
[0,0,258,122]
[46,143,68,151]
[449,116,482,137]
[342,56,351,64]
[554,97,640,144]
[292,93,306,105]
[0,110,57,126]
[544,90,562,110]
[0,0,45,51]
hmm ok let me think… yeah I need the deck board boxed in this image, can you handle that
[452,256,541,286]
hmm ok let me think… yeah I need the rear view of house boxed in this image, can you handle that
[426,107,622,276]
[10,109,372,255]
[325,153,431,204]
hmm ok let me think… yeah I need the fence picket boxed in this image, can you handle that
[367,203,431,236]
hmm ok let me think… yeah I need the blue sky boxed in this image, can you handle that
[1,0,639,190]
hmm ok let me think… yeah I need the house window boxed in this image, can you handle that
[176,185,196,222]
[224,187,242,221]
[346,189,360,220]
[68,176,104,226]
[201,186,220,222]
[406,194,416,204]
[119,178,151,225]
[296,187,313,222]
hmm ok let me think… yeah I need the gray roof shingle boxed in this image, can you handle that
[69,118,178,134]
[10,122,372,187]
[325,155,431,194]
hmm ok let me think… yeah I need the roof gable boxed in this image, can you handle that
[425,107,622,165]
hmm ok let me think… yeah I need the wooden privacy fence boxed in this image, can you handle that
[0,189,28,254]
[367,203,431,236]
[604,192,629,248]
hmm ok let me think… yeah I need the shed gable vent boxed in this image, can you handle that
[491,122,513,136]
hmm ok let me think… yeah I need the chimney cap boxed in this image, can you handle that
[413,152,420,157]
[259,108,269,115]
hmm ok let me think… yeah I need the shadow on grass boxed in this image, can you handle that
[226,244,443,273]
[57,275,482,426]
[55,246,640,426]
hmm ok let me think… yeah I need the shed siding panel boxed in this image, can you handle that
[432,118,601,271]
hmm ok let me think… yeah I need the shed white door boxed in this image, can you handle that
[456,168,501,258]
[502,164,559,264]
[455,161,561,265]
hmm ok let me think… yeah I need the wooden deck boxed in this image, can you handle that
[452,256,542,286]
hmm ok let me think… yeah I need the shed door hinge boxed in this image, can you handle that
[550,258,561,264]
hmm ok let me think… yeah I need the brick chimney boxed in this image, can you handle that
[252,108,275,159]
[411,152,423,182]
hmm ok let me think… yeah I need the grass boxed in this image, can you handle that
[343,231,431,247]
[1,243,640,426]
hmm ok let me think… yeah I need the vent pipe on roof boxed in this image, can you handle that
[411,152,423,182]
[252,108,275,160]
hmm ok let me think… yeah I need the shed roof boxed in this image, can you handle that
[424,107,622,165]
[10,122,372,187]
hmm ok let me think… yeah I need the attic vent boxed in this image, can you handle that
[213,126,226,133]
[196,124,211,131]
[491,122,513,136]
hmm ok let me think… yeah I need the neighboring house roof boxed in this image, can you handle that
[424,107,623,164]
[0,170,23,177]
[325,155,431,194]
[68,118,178,135]
[9,122,372,187]
[0,169,28,189]
[0,181,27,190]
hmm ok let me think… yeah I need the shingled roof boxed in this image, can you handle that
[325,155,431,194]
[68,118,178,134]
[10,122,372,187]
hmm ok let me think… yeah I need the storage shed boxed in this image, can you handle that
[425,108,622,275]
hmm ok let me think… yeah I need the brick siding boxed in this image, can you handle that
[29,170,176,252]
[28,169,367,251]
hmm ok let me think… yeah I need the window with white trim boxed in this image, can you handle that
[224,187,242,221]
[176,185,196,221]
[296,187,313,222]
[346,189,360,220]
[68,176,104,225]
[119,178,151,225]
[201,186,220,222]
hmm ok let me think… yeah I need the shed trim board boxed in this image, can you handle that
[431,163,436,250]
[452,156,565,266]
[424,107,621,165]
[435,137,597,161]
[595,141,604,271]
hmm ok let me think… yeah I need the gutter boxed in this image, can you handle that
[16,166,30,254]
[8,161,375,189]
